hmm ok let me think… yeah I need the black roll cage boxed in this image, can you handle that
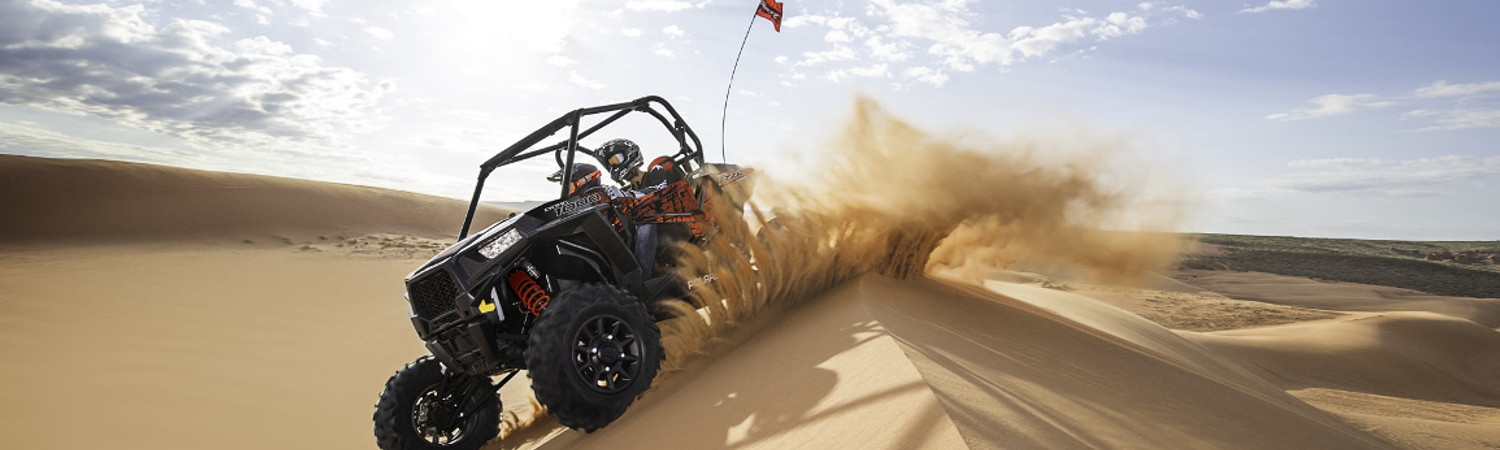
[458,96,706,239]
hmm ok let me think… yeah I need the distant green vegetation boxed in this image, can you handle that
[1181,234,1500,298]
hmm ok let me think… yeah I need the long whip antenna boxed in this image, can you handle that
[720,13,758,163]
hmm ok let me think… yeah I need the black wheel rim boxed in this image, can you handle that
[411,383,470,446]
[571,314,644,394]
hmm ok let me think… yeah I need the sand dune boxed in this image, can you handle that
[1190,312,1500,408]
[1176,279,1500,450]
[1177,269,1500,327]
[0,155,507,245]
[1291,388,1500,450]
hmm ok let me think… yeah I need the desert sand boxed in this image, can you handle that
[2,155,1498,449]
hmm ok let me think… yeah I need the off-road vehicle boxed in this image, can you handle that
[373,96,752,450]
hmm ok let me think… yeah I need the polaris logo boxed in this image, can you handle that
[543,192,602,216]
[719,170,746,183]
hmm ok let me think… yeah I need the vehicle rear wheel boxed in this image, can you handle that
[526,283,662,432]
[374,356,500,450]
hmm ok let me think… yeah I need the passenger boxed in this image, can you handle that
[545,163,602,197]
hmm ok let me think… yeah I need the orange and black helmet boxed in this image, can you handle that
[547,163,602,196]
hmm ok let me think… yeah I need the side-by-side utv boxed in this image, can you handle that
[373,96,753,450]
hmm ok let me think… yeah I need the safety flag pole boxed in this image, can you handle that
[720,0,783,163]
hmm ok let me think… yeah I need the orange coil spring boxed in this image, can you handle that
[508,271,551,315]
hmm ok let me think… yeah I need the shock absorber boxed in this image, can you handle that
[507,270,551,315]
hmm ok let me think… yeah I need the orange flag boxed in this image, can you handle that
[756,0,784,32]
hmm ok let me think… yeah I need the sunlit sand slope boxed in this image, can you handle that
[524,283,968,449]
[0,154,506,244]
[519,276,1391,449]
[0,248,430,449]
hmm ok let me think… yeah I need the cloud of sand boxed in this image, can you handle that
[657,95,1190,369]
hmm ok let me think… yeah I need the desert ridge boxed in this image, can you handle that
[0,154,509,245]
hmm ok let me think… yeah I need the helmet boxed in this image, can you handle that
[547,163,602,196]
[598,138,643,183]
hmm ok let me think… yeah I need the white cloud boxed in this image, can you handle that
[662,25,686,38]
[1163,5,1203,20]
[653,42,675,57]
[778,2,1190,86]
[1414,80,1500,98]
[903,66,949,87]
[1266,94,1395,120]
[1219,155,1500,199]
[869,0,1157,72]
[1007,17,1101,61]
[824,63,891,84]
[796,46,857,66]
[364,26,394,40]
[1276,156,1500,195]
[545,55,577,66]
[625,0,694,12]
[621,28,643,37]
[1271,79,1500,130]
[1402,109,1500,131]
[850,63,890,78]
[566,71,604,90]
[233,0,273,15]
[783,14,858,30]
[282,0,328,15]
[865,36,912,62]
[1240,0,1316,14]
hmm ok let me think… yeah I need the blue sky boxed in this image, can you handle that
[1,0,1497,239]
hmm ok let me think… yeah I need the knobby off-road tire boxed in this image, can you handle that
[526,283,663,432]
[374,356,500,450]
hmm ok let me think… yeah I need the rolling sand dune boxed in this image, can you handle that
[1190,312,1500,408]
[1176,269,1500,327]
[0,154,507,245]
[1176,277,1500,450]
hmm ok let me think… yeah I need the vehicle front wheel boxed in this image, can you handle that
[526,283,662,432]
[373,356,500,450]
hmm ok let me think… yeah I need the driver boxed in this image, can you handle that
[598,138,685,191]
[597,138,690,276]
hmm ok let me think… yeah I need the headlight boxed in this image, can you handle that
[478,229,523,259]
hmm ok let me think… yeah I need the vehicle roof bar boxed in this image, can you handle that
[459,96,704,240]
